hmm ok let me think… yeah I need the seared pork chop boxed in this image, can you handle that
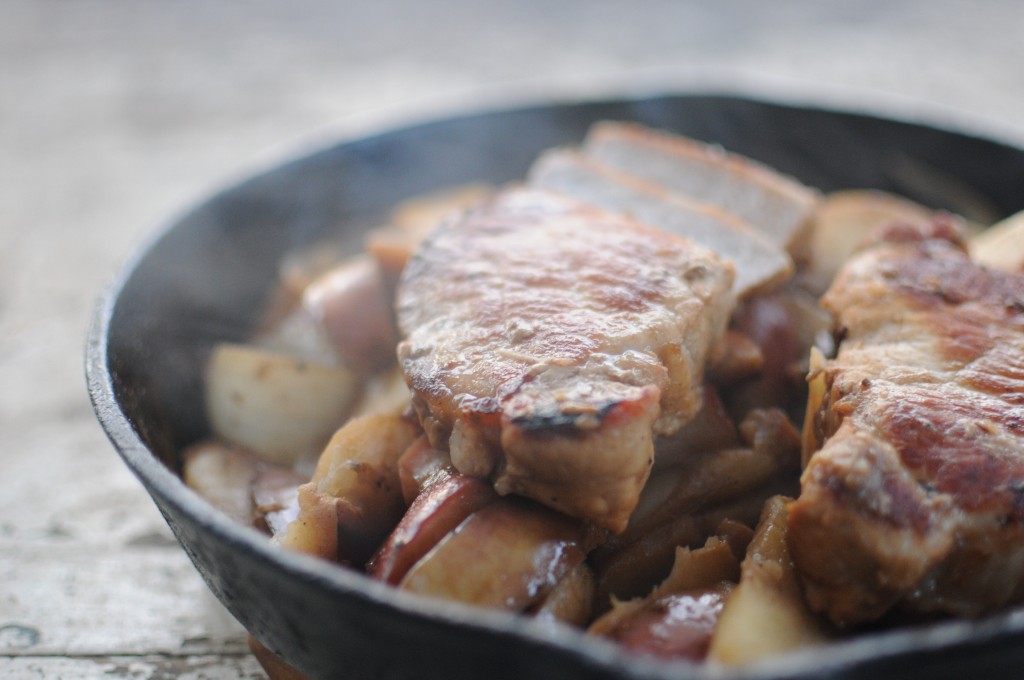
[397,187,735,531]
[788,218,1024,625]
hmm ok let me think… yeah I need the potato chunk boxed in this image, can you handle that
[399,498,594,612]
[182,440,259,524]
[707,496,831,665]
[531,562,597,629]
[801,189,934,294]
[367,466,497,585]
[970,209,1024,272]
[589,533,746,661]
[302,256,398,374]
[277,414,420,564]
[205,343,360,466]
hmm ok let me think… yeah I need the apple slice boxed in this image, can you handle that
[274,484,340,561]
[601,584,734,661]
[367,183,494,288]
[592,479,789,608]
[597,408,800,570]
[348,366,411,421]
[708,330,764,386]
[726,286,832,423]
[247,634,310,680]
[367,469,497,585]
[652,383,739,470]
[254,306,341,368]
[399,498,594,611]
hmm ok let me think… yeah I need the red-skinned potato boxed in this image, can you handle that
[396,436,453,505]
[302,255,398,374]
[399,497,598,611]
[531,561,597,629]
[367,468,498,585]
[590,535,744,661]
[277,414,421,565]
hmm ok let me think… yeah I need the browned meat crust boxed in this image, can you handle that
[788,219,1024,625]
[396,187,735,531]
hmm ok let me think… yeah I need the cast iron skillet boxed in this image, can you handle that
[87,93,1024,680]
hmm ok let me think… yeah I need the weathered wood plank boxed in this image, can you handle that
[0,654,265,680]
[0,418,172,549]
[0,542,248,657]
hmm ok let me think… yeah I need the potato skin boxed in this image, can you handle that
[398,497,591,612]
[277,414,421,565]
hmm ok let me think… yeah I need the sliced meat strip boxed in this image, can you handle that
[529,148,793,297]
[583,121,819,257]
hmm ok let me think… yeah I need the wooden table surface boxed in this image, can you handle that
[3,1,1024,677]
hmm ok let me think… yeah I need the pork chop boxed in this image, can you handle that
[396,187,735,531]
[788,218,1024,625]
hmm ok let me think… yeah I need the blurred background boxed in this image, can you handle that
[2,1,1023,677]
